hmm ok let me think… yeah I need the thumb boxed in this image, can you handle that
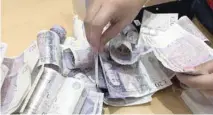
[184,60,213,75]
[195,60,213,74]
[100,20,127,51]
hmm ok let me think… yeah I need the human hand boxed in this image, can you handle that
[176,60,213,96]
[84,0,146,52]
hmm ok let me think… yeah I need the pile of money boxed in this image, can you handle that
[1,10,213,114]
[0,22,103,114]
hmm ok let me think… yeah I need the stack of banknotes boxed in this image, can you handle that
[1,10,213,114]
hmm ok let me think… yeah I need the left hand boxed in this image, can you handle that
[176,60,213,96]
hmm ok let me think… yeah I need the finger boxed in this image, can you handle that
[176,73,213,90]
[84,0,103,23]
[201,90,213,96]
[99,20,128,51]
[85,4,115,52]
[195,60,213,74]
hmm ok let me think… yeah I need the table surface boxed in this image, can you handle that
[3,0,212,114]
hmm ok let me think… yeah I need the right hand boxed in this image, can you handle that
[84,0,146,52]
[176,60,213,96]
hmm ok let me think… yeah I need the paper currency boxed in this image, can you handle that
[23,41,39,71]
[72,73,97,91]
[1,55,25,113]
[140,52,173,90]
[153,25,213,72]
[95,92,104,115]
[3,64,31,114]
[1,64,9,88]
[37,30,62,70]
[177,16,209,42]
[96,57,107,90]
[104,94,152,106]
[62,46,94,69]
[0,42,8,64]
[181,89,213,114]
[100,50,156,98]
[22,68,65,114]
[73,15,86,40]
[48,77,85,114]
[50,25,67,44]
[139,10,178,48]
[73,89,88,114]
[110,35,151,65]
[122,24,139,45]
[20,64,45,113]
[80,91,104,115]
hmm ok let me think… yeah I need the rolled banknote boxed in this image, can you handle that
[37,30,62,71]
[48,77,85,114]
[110,35,151,65]
[19,64,45,113]
[22,68,65,114]
[50,25,67,44]
[99,50,156,98]
[62,46,94,69]
[122,24,139,45]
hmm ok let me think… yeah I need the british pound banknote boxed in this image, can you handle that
[37,30,62,70]
[22,68,65,114]
[99,50,156,98]
[48,77,85,114]
[50,25,67,44]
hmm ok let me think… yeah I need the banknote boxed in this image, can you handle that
[3,64,31,114]
[153,25,213,72]
[0,42,8,64]
[104,93,152,106]
[177,16,209,42]
[140,52,173,90]
[62,46,94,69]
[72,73,97,91]
[110,35,152,65]
[1,64,9,88]
[20,64,45,113]
[139,10,178,48]
[50,25,67,44]
[22,68,65,114]
[80,91,104,115]
[48,77,85,114]
[100,50,156,98]
[96,57,107,90]
[73,15,87,40]
[181,89,213,114]
[1,54,25,113]
[121,24,139,45]
[73,89,88,114]
[37,30,62,70]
